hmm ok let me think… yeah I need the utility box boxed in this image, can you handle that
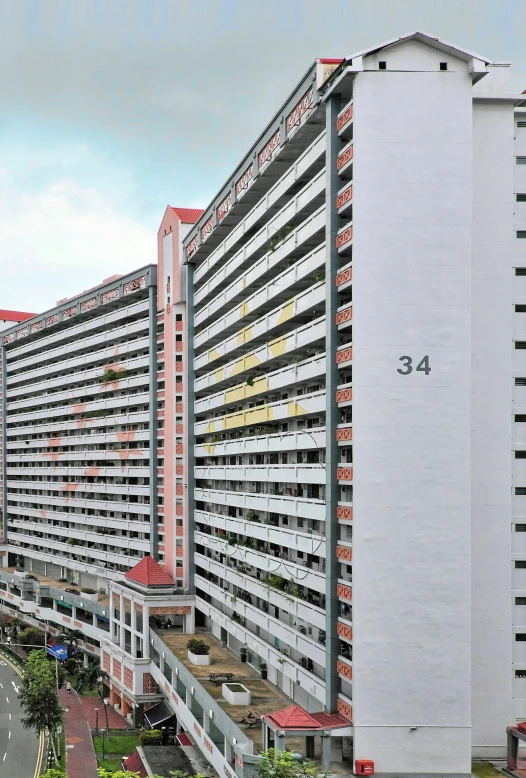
[355,760,374,775]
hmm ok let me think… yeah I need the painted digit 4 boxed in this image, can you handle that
[397,356,431,375]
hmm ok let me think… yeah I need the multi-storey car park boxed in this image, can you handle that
[1,30,526,778]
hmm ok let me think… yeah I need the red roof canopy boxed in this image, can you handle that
[0,309,35,322]
[124,555,174,587]
[264,705,349,730]
[171,207,204,224]
[123,750,147,777]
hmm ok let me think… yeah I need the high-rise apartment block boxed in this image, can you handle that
[1,31,526,776]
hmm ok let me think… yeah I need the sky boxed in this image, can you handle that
[0,0,525,313]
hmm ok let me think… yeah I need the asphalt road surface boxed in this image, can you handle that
[0,655,41,778]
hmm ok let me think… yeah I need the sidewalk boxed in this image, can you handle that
[59,687,99,778]
[82,695,130,730]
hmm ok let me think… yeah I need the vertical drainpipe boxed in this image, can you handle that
[324,95,341,714]
[185,263,196,594]
[149,282,159,560]
[1,347,7,545]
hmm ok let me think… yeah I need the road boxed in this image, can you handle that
[0,654,42,778]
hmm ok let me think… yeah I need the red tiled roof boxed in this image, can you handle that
[311,711,350,728]
[124,555,175,586]
[265,705,319,729]
[0,309,36,322]
[264,705,350,731]
[171,207,204,224]
[123,750,147,777]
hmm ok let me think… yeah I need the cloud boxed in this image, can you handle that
[0,176,155,313]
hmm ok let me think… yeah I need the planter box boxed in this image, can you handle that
[81,592,98,602]
[188,650,211,666]
[222,682,251,706]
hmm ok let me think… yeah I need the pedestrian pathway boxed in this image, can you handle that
[59,686,99,778]
[82,695,130,730]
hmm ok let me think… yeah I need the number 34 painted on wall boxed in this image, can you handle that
[397,356,431,375]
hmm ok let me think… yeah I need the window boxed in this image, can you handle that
[516,634,526,641]
[518,232,526,239]
[378,61,387,70]
[516,378,526,385]
[516,560,526,567]
[517,416,526,423]
[516,489,526,496]
[517,524,526,532]
[518,158,526,165]
[516,343,526,349]
[518,121,526,128]
[517,306,526,313]
[517,670,526,678]
[517,268,526,275]
[517,597,526,605]
[440,62,448,70]
[516,452,526,459]
[518,194,526,202]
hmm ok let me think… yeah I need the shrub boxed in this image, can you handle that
[187,639,210,656]
[81,587,97,594]
[139,728,162,745]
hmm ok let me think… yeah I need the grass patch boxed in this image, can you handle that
[57,728,66,772]
[93,731,141,755]
[97,757,124,772]
[472,763,503,778]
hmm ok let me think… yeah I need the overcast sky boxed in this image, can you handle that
[1,0,525,313]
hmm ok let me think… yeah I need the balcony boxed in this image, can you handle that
[7,389,150,426]
[194,174,325,308]
[195,487,324,521]
[336,142,353,179]
[195,245,325,350]
[195,427,325,458]
[6,298,149,363]
[195,388,325,437]
[194,132,326,287]
[195,283,325,371]
[336,100,353,138]
[195,464,325,485]
[7,409,150,439]
[335,261,352,291]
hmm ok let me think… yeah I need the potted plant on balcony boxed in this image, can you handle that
[80,587,98,602]
[259,662,267,680]
[239,644,247,663]
[187,639,211,666]
[222,682,251,706]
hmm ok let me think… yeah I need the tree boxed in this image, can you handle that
[56,628,83,659]
[76,660,104,694]
[257,749,329,778]
[7,616,22,641]
[19,626,45,652]
[19,649,63,764]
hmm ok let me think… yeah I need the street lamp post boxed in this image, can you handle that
[94,708,99,738]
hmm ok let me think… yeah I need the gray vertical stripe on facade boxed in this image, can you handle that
[324,95,342,714]
[149,283,159,559]
[186,263,197,594]
[1,347,7,545]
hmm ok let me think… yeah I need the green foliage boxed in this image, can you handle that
[270,224,294,252]
[19,626,45,650]
[268,574,288,591]
[314,269,326,283]
[7,616,22,639]
[97,770,141,778]
[20,650,63,740]
[57,628,83,659]
[76,662,107,694]
[139,728,162,745]
[81,587,97,594]
[42,769,66,778]
[93,731,141,754]
[257,749,329,778]
[187,638,210,655]
[99,368,128,384]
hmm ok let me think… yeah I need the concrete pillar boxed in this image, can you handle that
[321,735,332,771]
[185,608,195,635]
[119,594,125,650]
[121,698,131,718]
[275,733,286,753]
[224,739,234,764]
[203,711,211,734]
[131,601,137,658]
[143,606,150,659]
[109,688,118,706]
[83,652,89,668]
[186,688,192,708]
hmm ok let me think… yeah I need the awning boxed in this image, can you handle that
[144,700,174,729]
[47,644,77,661]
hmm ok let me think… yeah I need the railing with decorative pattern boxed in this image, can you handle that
[336,346,352,365]
[337,467,353,481]
[337,620,353,642]
[336,387,352,405]
[337,582,352,601]
[337,697,353,722]
[336,263,352,288]
[336,183,352,213]
[337,505,353,520]
[336,545,352,562]
[337,658,353,680]
[336,425,352,442]
[336,305,352,326]
[336,225,353,253]
[336,101,353,134]
[336,142,353,176]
